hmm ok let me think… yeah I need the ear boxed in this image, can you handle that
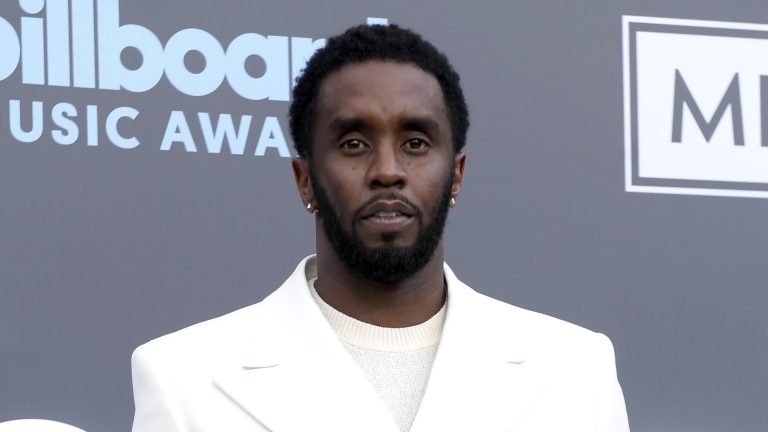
[450,152,466,199]
[292,157,314,206]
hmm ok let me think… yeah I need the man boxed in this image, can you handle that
[131,24,630,432]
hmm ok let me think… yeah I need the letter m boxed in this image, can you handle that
[671,69,744,146]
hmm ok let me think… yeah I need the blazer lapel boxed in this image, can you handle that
[212,257,399,432]
[410,265,546,432]
[210,257,544,431]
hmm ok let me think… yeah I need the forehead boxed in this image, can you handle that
[315,61,449,124]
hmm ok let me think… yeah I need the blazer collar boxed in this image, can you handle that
[213,256,398,432]
[409,264,543,432]
[213,256,543,432]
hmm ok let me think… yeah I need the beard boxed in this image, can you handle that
[311,169,453,285]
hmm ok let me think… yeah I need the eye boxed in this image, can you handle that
[403,138,429,154]
[340,138,369,155]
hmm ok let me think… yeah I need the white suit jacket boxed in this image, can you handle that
[131,256,630,432]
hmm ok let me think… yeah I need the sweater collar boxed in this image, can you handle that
[308,277,446,352]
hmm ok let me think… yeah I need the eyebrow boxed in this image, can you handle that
[328,115,441,135]
[400,116,440,135]
[328,117,368,134]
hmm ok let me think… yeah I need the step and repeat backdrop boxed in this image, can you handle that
[1,0,766,431]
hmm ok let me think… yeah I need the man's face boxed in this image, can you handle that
[303,60,464,284]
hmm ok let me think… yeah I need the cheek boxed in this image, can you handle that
[320,166,363,213]
[425,167,455,210]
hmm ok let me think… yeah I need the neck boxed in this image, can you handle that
[314,228,447,328]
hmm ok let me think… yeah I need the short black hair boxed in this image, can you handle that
[289,24,469,159]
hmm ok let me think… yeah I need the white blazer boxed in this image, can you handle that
[131,256,630,432]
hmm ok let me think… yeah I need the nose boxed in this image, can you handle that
[366,143,406,189]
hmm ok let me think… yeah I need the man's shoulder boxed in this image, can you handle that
[475,289,597,337]
[133,257,311,361]
[446,263,599,339]
[132,300,267,367]
[454,280,613,360]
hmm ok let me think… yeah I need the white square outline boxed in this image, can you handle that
[622,15,768,199]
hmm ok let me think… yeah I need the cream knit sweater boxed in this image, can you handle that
[309,279,446,432]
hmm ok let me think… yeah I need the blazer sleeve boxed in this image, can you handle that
[594,333,630,432]
[131,343,190,432]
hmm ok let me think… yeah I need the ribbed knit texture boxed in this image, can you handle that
[309,278,446,432]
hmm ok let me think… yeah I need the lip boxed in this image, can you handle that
[361,200,415,218]
[360,200,415,228]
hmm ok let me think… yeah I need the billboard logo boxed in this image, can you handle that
[623,16,768,198]
[0,0,325,100]
[0,1,387,157]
